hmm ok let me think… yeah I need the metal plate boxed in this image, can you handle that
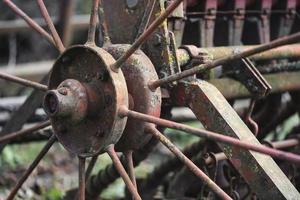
[105,44,161,151]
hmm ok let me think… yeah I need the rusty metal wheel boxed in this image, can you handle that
[1,0,300,200]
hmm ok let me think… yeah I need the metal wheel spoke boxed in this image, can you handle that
[0,120,50,143]
[57,0,76,46]
[119,107,300,164]
[134,0,156,40]
[106,145,141,200]
[112,0,184,70]
[148,31,300,89]
[85,155,98,181]
[6,135,56,200]
[145,126,232,200]
[3,0,55,46]
[0,71,48,91]
[78,157,86,200]
[87,0,100,44]
[37,0,65,53]
[124,150,137,188]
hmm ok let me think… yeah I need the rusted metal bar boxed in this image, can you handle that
[78,157,86,200]
[205,138,300,166]
[125,150,137,188]
[87,0,100,44]
[139,139,206,198]
[106,145,142,200]
[57,0,76,46]
[150,31,300,89]
[146,126,232,200]
[0,72,48,91]
[112,0,184,70]
[0,120,50,143]
[3,0,55,45]
[85,156,98,181]
[270,138,299,149]
[37,0,65,53]
[179,80,300,199]
[135,0,156,40]
[177,44,300,63]
[209,71,300,99]
[6,135,56,200]
[85,137,157,199]
[119,107,300,165]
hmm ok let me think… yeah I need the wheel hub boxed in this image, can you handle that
[44,45,128,157]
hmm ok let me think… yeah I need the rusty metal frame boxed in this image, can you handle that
[172,80,300,199]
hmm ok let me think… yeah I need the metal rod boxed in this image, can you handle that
[205,138,300,166]
[0,71,48,91]
[269,138,299,150]
[37,0,65,53]
[106,145,142,200]
[0,15,90,35]
[6,135,56,200]
[78,156,86,200]
[192,44,300,62]
[119,108,300,164]
[112,0,184,71]
[0,121,51,144]
[135,0,157,40]
[125,150,137,188]
[98,0,110,46]
[149,31,300,89]
[87,0,100,44]
[58,0,76,46]
[146,126,232,200]
[85,155,98,181]
[3,0,55,45]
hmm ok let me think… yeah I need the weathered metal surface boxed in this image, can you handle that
[57,0,75,46]
[209,71,300,99]
[120,108,300,163]
[102,0,180,79]
[37,0,65,53]
[176,80,300,200]
[44,79,90,121]
[106,145,142,200]
[84,137,158,199]
[47,45,128,156]
[86,0,99,44]
[177,44,300,64]
[78,157,86,200]
[204,138,300,167]
[105,44,161,151]
[227,57,272,98]
[150,31,300,88]
[0,71,48,91]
